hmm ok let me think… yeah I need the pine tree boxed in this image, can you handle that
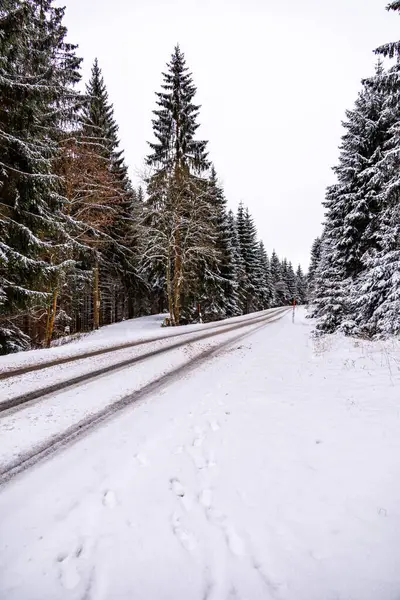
[295,265,307,304]
[270,251,288,305]
[144,45,214,325]
[333,62,391,279]
[0,0,82,354]
[236,204,262,312]
[285,261,297,302]
[350,6,400,336]
[307,236,322,302]
[59,59,140,332]
[227,210,246,313]
[256,242,273,309]
[195,167,239,320]
[312,235,348,334]
[312,63,395,333]
[82,59,132,194]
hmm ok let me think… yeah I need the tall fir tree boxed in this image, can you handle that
[307,236,322,302]
[295,265,307,304]
[256,241,273,309]
[195,167,239,320]
[344,12,400,337]
[285,261,297,301]
[0,0,82,354]
[144,45,215,325]
[80,59,139,326]
[236,204,261,313]
[312,63,396,333]
[270,251,288,305]
[227,210,247,313]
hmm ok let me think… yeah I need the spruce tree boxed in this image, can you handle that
[256,242,273,309]
[307,236,322,302]
[295,265,307,304]
[0,0,82,354]
[196,167,239,320]
[145,45,214,325]
[285,261,297,302]
[236,204,263,312]
[227,210,246,313]
[351,6,400,336]
[82,59,132,193]
[80,59,139,326]
[312,64,394,333]
[270,251,288,305]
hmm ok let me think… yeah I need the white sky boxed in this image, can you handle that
[60,0,399,270]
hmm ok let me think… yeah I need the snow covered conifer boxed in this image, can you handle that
[196,167,239,319]
[227,210,247,313]
[312,62,395,334]
[0,0,82,353]
[270,251,288,305]
[236,204,261,312]
[307,236,322,302]
[82,59,131,193]
[295,265,307,304]
[144,45,214,325]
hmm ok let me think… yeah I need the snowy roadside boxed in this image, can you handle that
[0,309,400,600]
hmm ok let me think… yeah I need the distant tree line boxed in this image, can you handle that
[0,1,304,355]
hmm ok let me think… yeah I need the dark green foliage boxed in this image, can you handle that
[0,0,82,354]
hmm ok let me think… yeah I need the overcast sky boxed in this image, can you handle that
[59,0,399,269]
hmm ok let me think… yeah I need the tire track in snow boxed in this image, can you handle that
[0,315,285,487]
[0,309,289,415]
[0,308,286,381]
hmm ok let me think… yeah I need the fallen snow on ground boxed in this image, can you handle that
[0,309,279,374]
[1,309,400,600]
[0,319,273,467]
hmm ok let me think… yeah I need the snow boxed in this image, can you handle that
[0,308,281,375]
[1,309,400,599]
[0,319,275,468]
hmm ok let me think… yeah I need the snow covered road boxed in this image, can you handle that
[1,309,400,599]
[0,309,287,481]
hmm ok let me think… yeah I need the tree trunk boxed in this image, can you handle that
[173,226,182,326]
[45,287,59,348]
[93,263,100,330]
[166,244,175,325]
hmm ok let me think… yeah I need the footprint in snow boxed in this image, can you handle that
[224,524,246,557]
[170,478,192,511]
[57,546,83,590]
[170,478,185,497]
[171,512,197,553]
[193,426,205,447]
[102,490,117,509]
[193,435,204,448]
[134,453,148,467]
[199,489,213,509]
[209,420,220,432]
[205,507,246,558]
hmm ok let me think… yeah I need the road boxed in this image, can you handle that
[0,308,288,484]
[1,308,400,600]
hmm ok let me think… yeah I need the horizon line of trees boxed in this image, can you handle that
[0,1,305,356]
